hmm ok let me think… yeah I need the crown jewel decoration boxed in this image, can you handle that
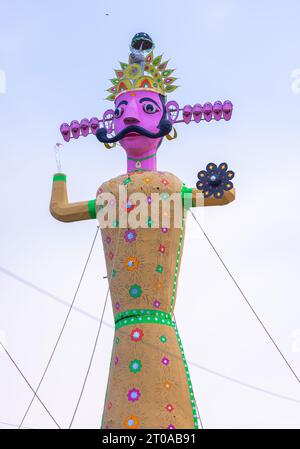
[106,32,178,101]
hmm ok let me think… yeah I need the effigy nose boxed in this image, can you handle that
[124,117,140,125]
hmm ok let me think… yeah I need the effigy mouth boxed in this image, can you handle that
[96,119,172,144]
[125,132,140,138]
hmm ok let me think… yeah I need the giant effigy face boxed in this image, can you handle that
[113,90,165,156]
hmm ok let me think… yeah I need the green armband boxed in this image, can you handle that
[181,185,193,209]
[53,174,67,182]
[88,199,97,219]
[181,186,193,196]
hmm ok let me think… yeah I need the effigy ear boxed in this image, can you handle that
[165,100,180,123]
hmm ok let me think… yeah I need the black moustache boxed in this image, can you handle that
[96,120,172,143]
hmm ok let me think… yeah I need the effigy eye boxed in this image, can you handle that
[143,103,157,113]
[114,107,123,118]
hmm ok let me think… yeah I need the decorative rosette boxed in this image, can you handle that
[196,163,235,199]
[124,64,142,80]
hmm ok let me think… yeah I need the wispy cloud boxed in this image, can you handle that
[291,69,300,94]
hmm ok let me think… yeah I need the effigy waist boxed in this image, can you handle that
[114,309,175,329]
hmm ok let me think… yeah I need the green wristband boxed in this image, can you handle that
[181,186,193,196]
[53,174,67,182]
[181,185,193,209]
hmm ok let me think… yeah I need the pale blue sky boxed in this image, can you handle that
[0,0,300,429]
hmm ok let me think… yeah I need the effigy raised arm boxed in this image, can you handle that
[50,173,96,223]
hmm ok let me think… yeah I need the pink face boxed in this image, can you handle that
[113,90,165,157]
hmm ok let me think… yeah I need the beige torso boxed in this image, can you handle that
[96,171,198,429]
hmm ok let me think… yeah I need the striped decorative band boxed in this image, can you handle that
[114,308,175,329]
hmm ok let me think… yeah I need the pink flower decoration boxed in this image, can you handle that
[161,227,168,234]
[106,236,112,244]
[161,357,170,366]
[115,302,121,310]
[124,229,137,243]
[127,388,141,402]
[114,356,119,365]
[167,424,175,429]
[165,404,174,412]
[153,300,161,309]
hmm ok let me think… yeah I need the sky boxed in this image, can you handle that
[0,0,300,429]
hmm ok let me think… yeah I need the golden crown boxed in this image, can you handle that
[106,51,178,101]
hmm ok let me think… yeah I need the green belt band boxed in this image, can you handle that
[114,309,175,329]
[114,307,199,428]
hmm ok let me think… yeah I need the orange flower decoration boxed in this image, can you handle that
[164,381,172,390]
[125,256,138,271]
[124,415,139,429]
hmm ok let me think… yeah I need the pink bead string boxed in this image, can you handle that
[59,101,233,142]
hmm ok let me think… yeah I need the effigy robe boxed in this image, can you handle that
[97,170,198,430]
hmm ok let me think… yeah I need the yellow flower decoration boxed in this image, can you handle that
[143,176,152,184]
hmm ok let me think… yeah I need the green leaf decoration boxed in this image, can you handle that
[158,60,169,71]
[161,69,174,77]
[106,93,116,101]
[114,69,124,79]
[110,78,119,86]
[165,84,178,93]
[119,61,128,70]
[107,86,117,93]
[163,76,177,85]
[145,51,154,63]
[153,54,163,66]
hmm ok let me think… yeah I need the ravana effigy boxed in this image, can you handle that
[50,32,235,429]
